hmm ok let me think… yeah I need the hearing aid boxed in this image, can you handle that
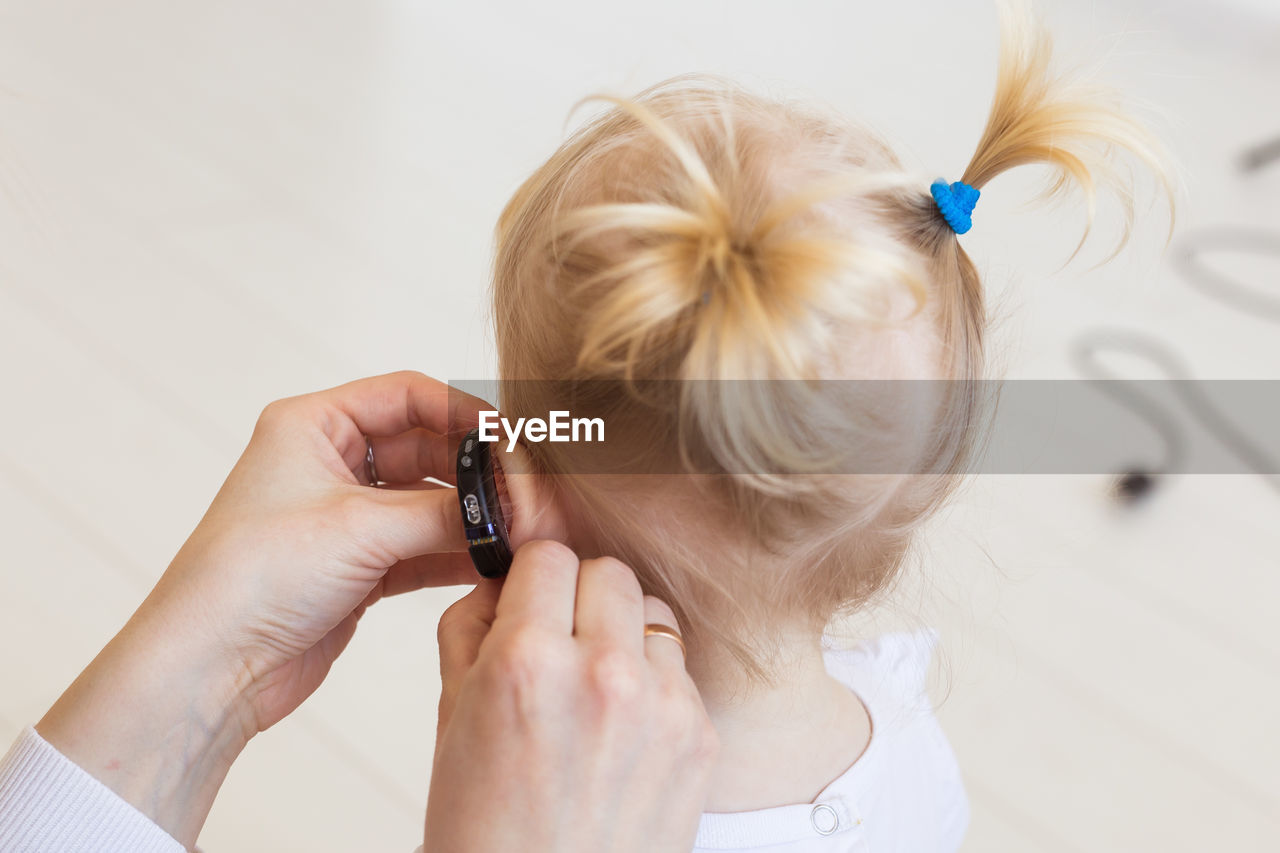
[456,427,514,578]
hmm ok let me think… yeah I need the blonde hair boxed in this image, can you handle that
[491,0,1174,681]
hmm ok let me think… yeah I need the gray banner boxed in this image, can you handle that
[446,379,1280,475]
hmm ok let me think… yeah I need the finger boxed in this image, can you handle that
[308,372,493,481]
[352,486,469,561]
[381,551,477,597]
[641,595,688,674]
[367,428,455,486]
[492,540,580,635]
[321,371,492,439]
[573,557,645,656]
[438,580,503,688]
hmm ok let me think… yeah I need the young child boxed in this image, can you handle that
[488,1,1173,849]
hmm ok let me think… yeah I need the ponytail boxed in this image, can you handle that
[956,0,1177,258]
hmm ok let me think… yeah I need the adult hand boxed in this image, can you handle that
[425,540,719,853]
[38,371,489,848]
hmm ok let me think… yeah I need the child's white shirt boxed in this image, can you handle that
[692,630,969,853]
[0,631,966,853]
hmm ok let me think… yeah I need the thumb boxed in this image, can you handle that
[436,579,503,729]
[350,485,469,560]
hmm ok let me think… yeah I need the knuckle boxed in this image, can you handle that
[418,433,439,475]
[334,490,372,527]
[435,493,464,542]
[584,557,642,599]
[385,369,432,399]
[255,395,319,437]
[488,630,556,690]
[655,680,694,732]
[586,648,643,707]
[436,599,468,646]
[255,398,293,431]
[693,717,721,765]
[642,594,678,626]
[653,679,717,762]
[588,555,635,580]
[515,539,577,575]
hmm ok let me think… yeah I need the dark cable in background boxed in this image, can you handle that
[1068,135,1280,502]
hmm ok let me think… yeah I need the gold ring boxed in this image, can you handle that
[643,623,686,658]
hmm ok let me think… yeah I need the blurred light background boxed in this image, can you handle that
[0,0,1276,849]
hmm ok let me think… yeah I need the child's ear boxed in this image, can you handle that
[495,441,569,549]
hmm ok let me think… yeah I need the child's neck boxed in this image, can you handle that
[690,632,872,813]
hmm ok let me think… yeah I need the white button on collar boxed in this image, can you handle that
[810,803,839,835]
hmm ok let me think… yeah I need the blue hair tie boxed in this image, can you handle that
[930,179,980,235]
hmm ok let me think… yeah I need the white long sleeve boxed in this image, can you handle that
[0,726,185,853]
